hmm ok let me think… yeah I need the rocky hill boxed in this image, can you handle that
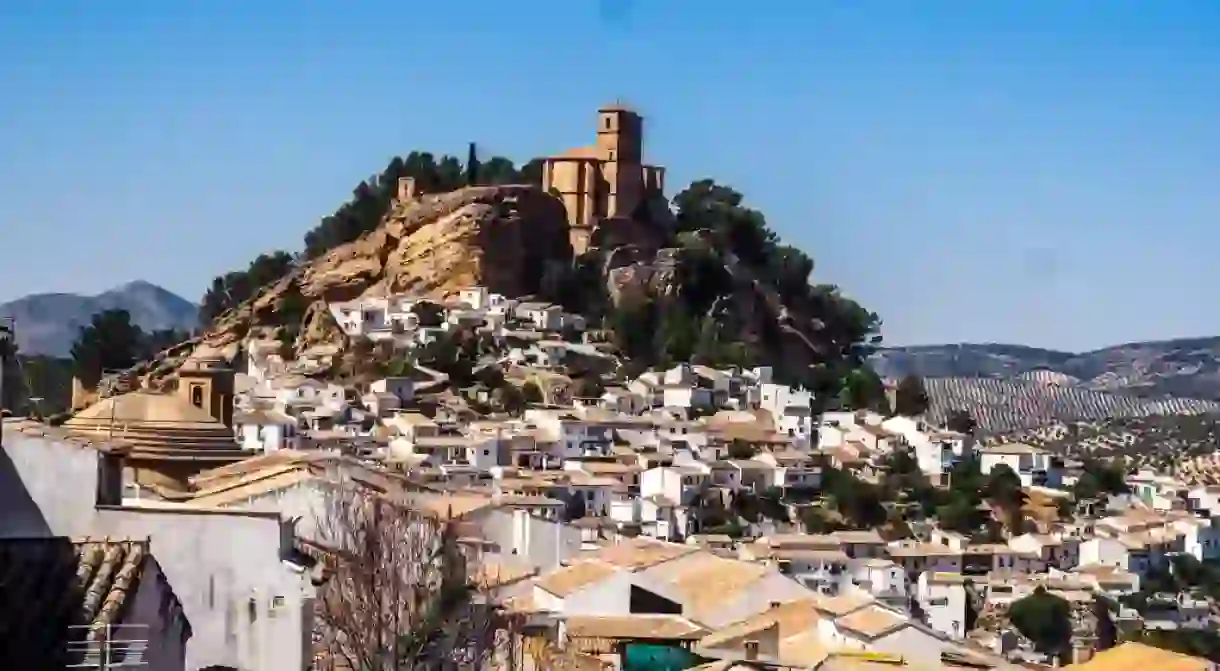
[0,281,198,356]
[117,178,877,395]
[871,338,1220,400]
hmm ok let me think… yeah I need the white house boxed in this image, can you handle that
[370,377,414,403]
[917,572,969,640]
[978,443,1061,488]
[524,410,614,459]
[640,466,704,508]
[759,384,814,443]
[851,558,908,604]
[661,385,714,411]
[515,302,564,332]
[529,340,569,369]
[235,409,300,453]
[1008,533,1079,571]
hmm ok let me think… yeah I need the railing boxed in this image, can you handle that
[65,624,150,669]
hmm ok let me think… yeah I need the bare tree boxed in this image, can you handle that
[310,485,513,670]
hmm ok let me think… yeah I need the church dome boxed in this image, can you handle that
[65,391,239,452]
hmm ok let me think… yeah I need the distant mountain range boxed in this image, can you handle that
[0,281,198,357]
[870,340,1220,432]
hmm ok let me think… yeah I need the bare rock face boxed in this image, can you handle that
[113,185,572,391]
[301,186,571,301]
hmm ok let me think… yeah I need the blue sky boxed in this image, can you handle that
[3,1,1219,351]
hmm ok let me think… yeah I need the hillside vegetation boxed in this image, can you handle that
[921,377,1220,434]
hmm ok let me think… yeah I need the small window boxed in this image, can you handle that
[191,385,204,408]
[604,116,612,130]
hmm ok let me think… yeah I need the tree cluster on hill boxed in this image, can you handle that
[198,149,544,328]
[68,310,190,387]
[894,374,929,417]
[0,310,190,416]
[1008,587,1073,659]
[594,179,881,398]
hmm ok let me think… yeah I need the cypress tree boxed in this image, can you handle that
[465,142,480,186]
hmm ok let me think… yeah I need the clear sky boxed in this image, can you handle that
[2,1,1219,352]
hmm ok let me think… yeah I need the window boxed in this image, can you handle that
[191,385,204,408]
[929,597,949,606]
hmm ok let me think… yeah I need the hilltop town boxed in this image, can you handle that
[2,105,1219,671]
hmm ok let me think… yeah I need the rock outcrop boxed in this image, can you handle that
[118,185,572,390]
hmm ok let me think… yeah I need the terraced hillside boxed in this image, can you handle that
[871,337,1220,400]
[922,377,1220,434]
[985,415,1220,478]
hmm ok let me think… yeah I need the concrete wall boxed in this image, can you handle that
[0,426,313,671]
[478,508,582,573]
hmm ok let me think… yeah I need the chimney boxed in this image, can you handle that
[744,640,759,661]
[770,600,782,610]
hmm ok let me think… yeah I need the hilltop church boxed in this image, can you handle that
[539,104,667,253]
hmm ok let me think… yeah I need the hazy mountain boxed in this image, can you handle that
[0,281,198,356]
[871,339,1220,401]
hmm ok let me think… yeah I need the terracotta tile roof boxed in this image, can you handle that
[810,592,876,617]
[833,605,908,640]
[1067,642,1211,671]
[564,614,708,640]
[0,538,181,666]
[588,538,698,571]
[188,449,313,488]
[535,561,620,597]
[699,599,822,649]
[640,551,770,622]
[187,466,314,507]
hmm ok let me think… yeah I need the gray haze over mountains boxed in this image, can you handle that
[0,281,198,356]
